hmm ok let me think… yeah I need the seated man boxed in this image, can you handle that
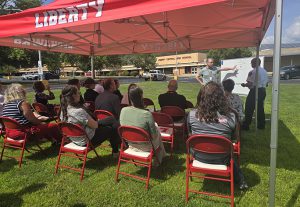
[158,80,187,110]
[95,78,121,119]
[83,78,99,102]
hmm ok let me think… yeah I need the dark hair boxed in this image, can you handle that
[129,86,144,109]
[222,79,235,93]
[33,81,45,93]
[196,82,231,123]
[251,58,261,67]
[127,83,137,106]
[60,85,82,121]
[67,79,80,86]
[102,78,114,90]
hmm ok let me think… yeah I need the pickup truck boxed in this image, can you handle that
[142,70,166,81]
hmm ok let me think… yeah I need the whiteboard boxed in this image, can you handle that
[221,57,265,96]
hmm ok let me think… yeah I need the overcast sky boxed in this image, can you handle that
[43,0,300,44]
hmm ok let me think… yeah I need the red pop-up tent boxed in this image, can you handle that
[0,0,274,56]
[0,1,283,206]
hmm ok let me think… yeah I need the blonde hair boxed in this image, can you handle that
[4,84,26,103]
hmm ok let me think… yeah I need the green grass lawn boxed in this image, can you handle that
[0,82,300,207]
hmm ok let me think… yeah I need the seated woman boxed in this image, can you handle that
[222,79,244,121]
[120,86,166,164]
[60,85,120,156]
[33,81,55,115]
[2,84,61,143]
[121,83,137,105]
[187,82,248,190]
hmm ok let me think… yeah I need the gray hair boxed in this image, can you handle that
[4,84,26,103]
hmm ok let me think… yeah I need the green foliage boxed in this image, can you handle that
[130,71,139,77]
[207,48,253,66]
[120,70,129,76]
[107,70,118,76]
[42,52,61,72]
[121,54,157,71]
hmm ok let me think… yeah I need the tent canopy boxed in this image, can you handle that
[0,0,275,56]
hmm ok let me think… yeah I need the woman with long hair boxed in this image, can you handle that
[120,86,166,164]
[187,82,248,190]
[2,84,61,143]
[60,85,120,156]
[121,83,137,106]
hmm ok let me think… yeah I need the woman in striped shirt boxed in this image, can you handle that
[2,84,61,142]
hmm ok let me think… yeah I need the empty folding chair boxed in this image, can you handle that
[152,112,174,156]
[55,122,100,181]
[115,125,160,189]
[143,98,156,112]
[186,134,234,207]
[161,106,186,139]
[94,110,114,120]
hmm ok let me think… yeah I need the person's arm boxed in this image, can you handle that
[186,112,192,136]
[241,81,253,88]
[145,112,158,139]
[112,95,121,119]
[218,65,237,72]
[86,117,98,129]
[45,85,55,100]
[20,101,42,125]
[195,74,204,85]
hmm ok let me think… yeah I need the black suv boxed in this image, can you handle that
[280,65,300,80]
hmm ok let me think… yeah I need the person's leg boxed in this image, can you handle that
[257,88,266,129]
[91,127,120,153]
[243,89,255,129]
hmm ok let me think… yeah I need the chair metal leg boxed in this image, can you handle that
[19,144,26,168]
[185,168,190,203]
[145,161,152,189]
[55,151,62,174]
[231,162,235,207]
[0,143,5,161]
[80,152,88,181]
[115,155,122,182]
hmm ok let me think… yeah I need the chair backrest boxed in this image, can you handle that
[0,116,22,130]
[161,106,185,120]
[152,112,174,127]
[186,134,233,156]
[118,125,151,144]
[32,102,49,113]
[84,101,95,112]
[94,110,114,120]
[143,98,156,111]
[59,122,86,137]
[186,100,194,109]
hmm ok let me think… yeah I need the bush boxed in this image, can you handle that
[130,71,139,77]
[108,71,117,76]
[121,70,129,76]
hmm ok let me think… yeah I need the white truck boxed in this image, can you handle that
[142,70,166,81]
[21,73,40,80]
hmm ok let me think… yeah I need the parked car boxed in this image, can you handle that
[142,70,166,81]
[280,65,300,80]
[43,72,60,80]
[22,73,39,80]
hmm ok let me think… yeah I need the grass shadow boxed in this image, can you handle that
[85,154,118,171]
[242,118,300,171]
[286,184,300,207]
[71,203,87,207]
[0,183,46,207]
[0,159,18,172]
[26,144,59,160]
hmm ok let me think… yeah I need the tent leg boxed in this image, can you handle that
[255,45,260,133]
[91,55,95,79]
[269,0,283,206]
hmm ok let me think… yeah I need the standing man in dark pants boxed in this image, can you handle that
[241,58,268,130]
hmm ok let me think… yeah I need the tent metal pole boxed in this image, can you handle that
[269,0,283,206]
[91,55,95,79]
[254,45,260,133]
[38,50,43,80]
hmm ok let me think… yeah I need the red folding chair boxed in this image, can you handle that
[0,116,42,168]
[94,110,114,120]
[186,100,194,109]
[233,120,241,166]
[115,125,160,189]
[161,106,186,139]
[32,102,59,122]
[152,112,174,156]
[55,122,100,181]
[143,98,156,112]
[84,101,95,112]
[186,134,234,207]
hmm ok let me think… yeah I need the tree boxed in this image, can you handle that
[42,52,61,72]
[122,54,156,71]
[207,48,252,66]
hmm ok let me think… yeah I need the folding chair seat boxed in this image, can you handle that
[186,134,234,207]
[115,125,160,189]
[55,122,100,181]
[32,102,59,122]
[143,98,156,112]
[84,101,95,112]
[160,106,186,139]
[152,112,174,156]
[0,116,43,168]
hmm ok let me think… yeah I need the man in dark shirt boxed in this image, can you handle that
[113,79,123,102]
[95,78,121,119]
[83,78,99,102]
[158,79,187,110]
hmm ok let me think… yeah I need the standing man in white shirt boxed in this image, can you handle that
[195,58,237,86]
[241,58,268,130]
